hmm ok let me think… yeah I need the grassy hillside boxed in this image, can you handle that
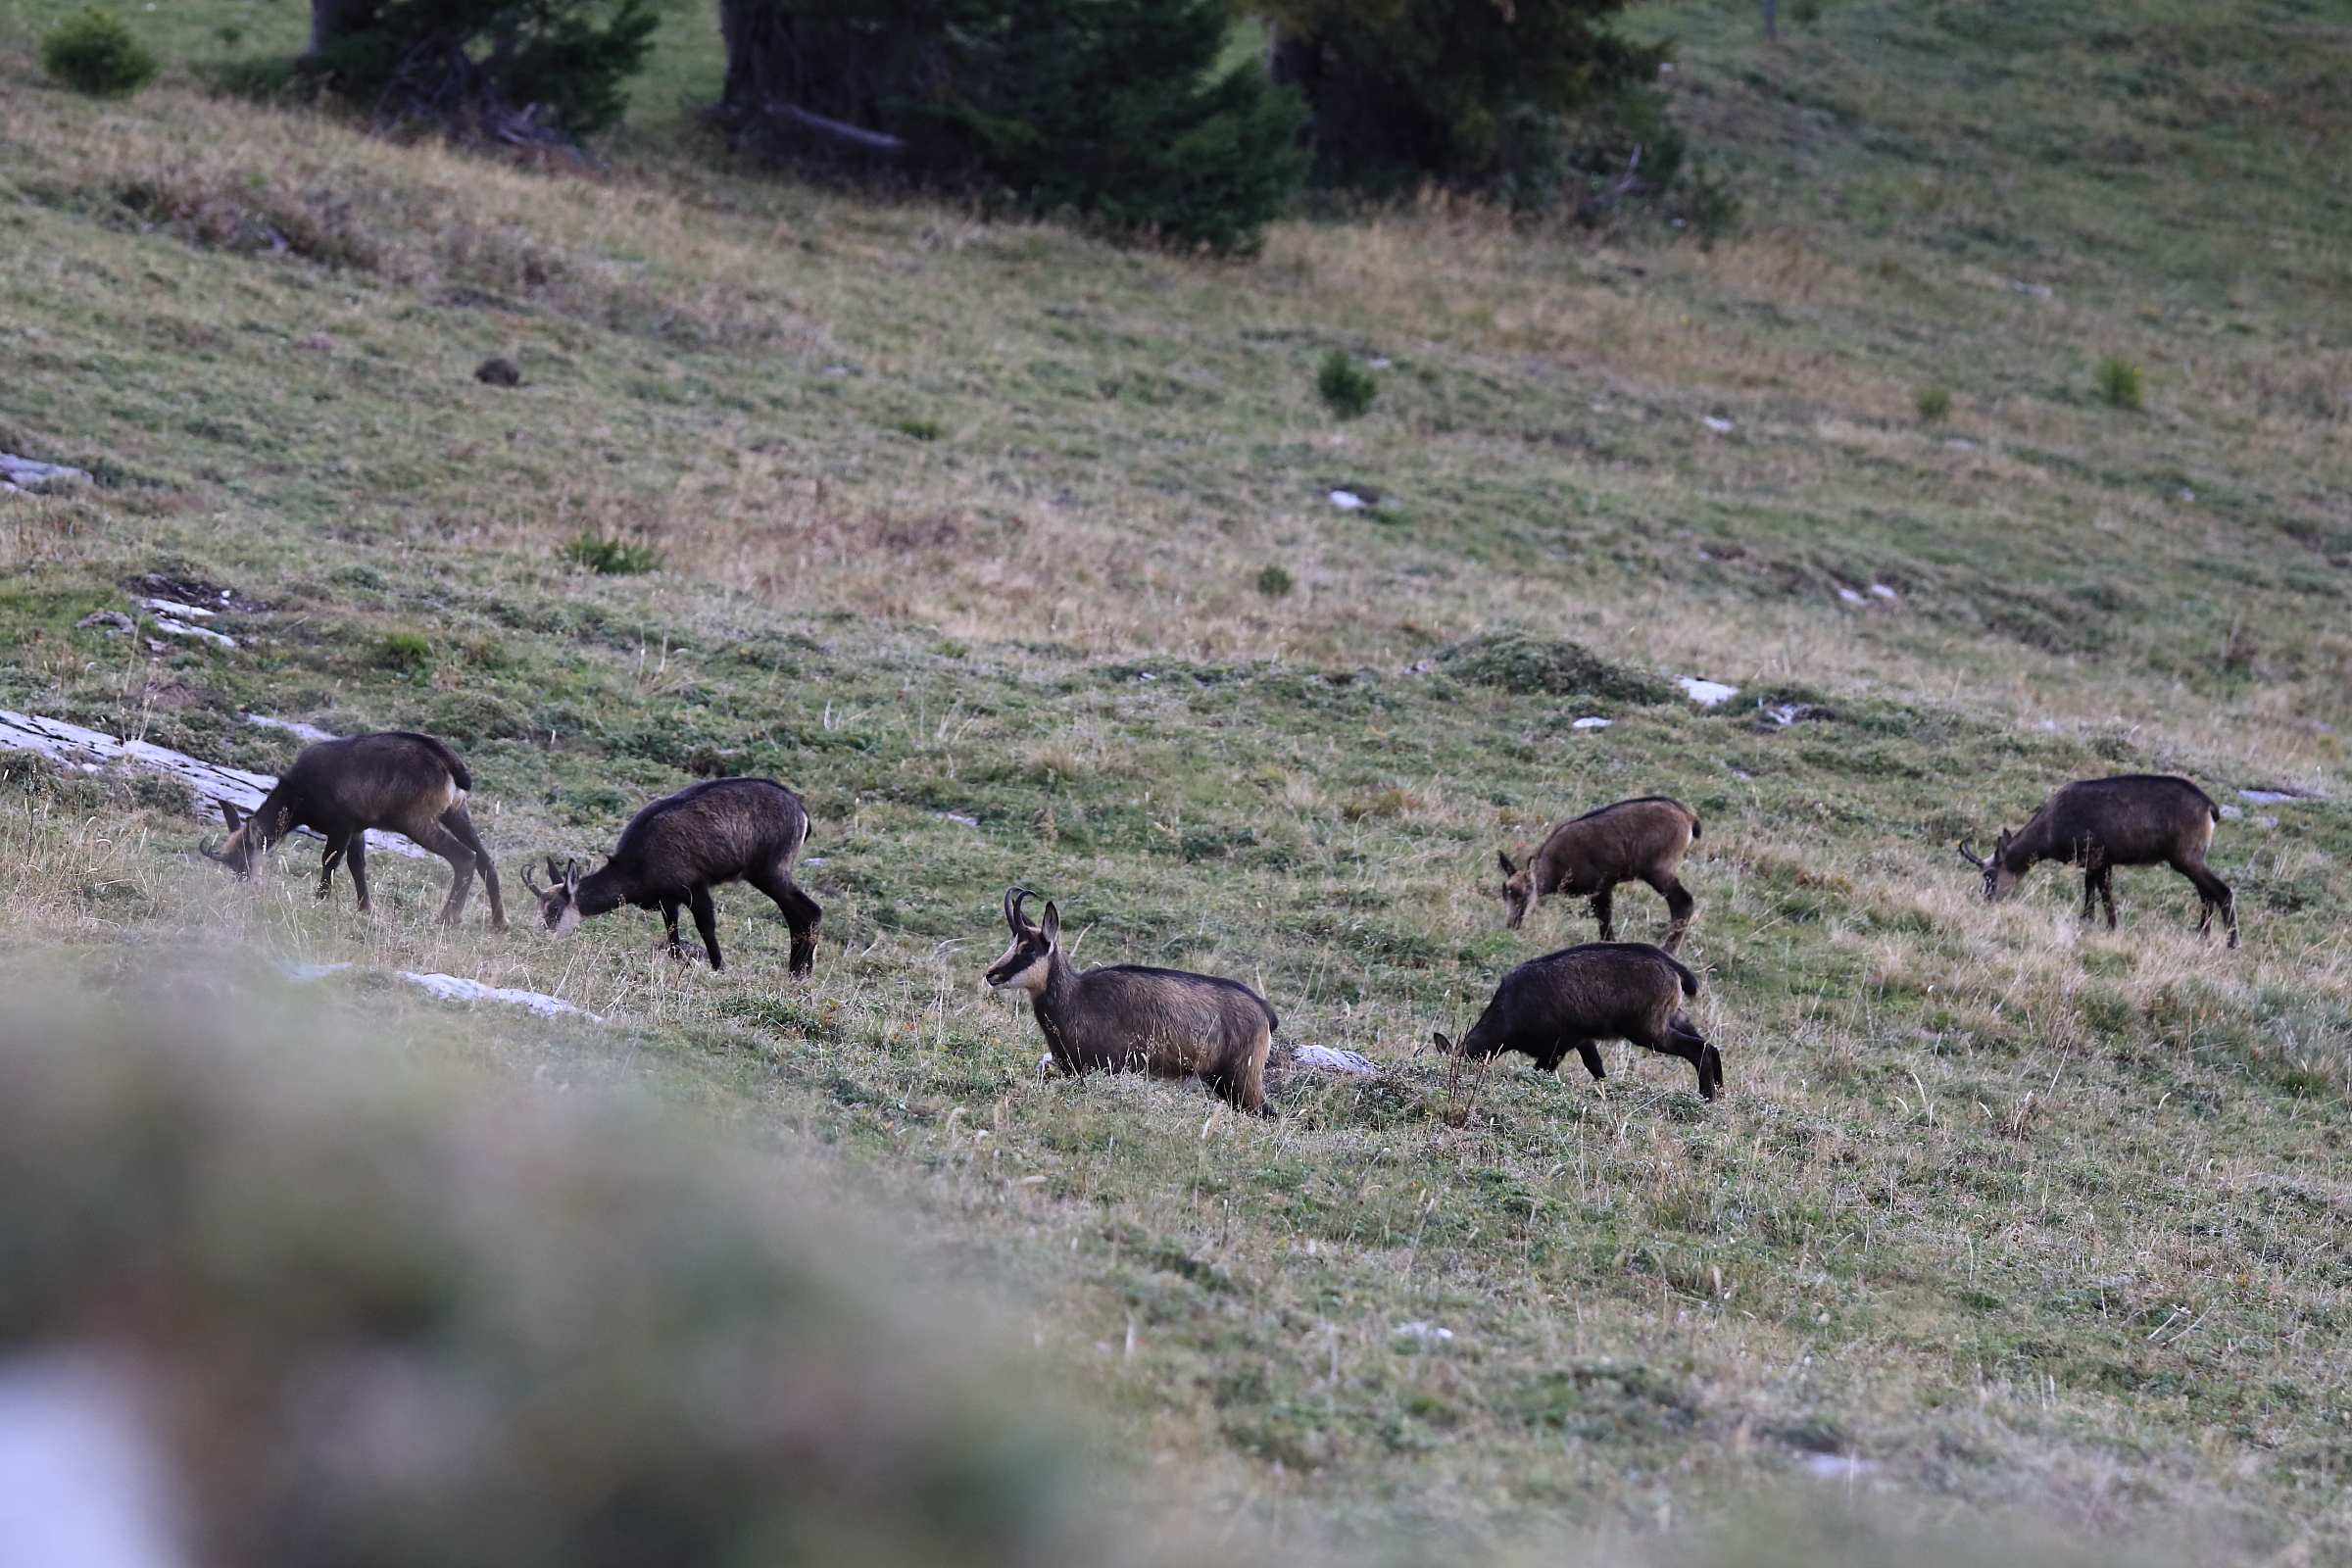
[1,0,2349,1558]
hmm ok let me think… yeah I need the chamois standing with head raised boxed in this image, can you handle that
[984,888,1278,1114]
[528,777,822,975]
[202,730,508,930]
[1498,796,1700,953]
[1437,941,1720,1100]
[1959,774,2235,947]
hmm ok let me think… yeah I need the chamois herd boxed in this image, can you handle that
[201,728,2241,1112]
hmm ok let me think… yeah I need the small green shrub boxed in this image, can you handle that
[41,10,159,97]
[1437,631,1677,704]
[1254,564,1295,599]
[377,630,434,676]
[1316,352,1377,420]
[562,532,662,574]
[896,418,944,441]
[2096,357,2143,411]
[1915,385,1952,422]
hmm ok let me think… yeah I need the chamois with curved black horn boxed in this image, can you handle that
[202,730,508,930]
[1499,796,1700,953]
[527,777,821,974]
[1436,941,1719,1099]
[1959,774,2235,947]
[984,888,1278,1114]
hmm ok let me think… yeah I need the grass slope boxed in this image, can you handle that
[1,0,2349,1557]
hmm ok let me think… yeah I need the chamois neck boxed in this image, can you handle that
[1030,952,1083,1052]
[576,867,629,917]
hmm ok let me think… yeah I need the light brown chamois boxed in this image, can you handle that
[984,888,1277,1114]
[1960,773,2236,946]
[1437,941,1719,1100]
[528,777,821,975]
[203,730,508,930]
[1499,796,1700,953]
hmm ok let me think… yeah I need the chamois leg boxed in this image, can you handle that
[658,900,687,959]
[2097,865,2119,930]
[750,865,822,978]
[317,833,350,902]
[688,884,724,970]
[2079,865,2100,922]
[1574,1039,1607,1084]
[1590,886,1616,942]
[2176,858,2237,948]
[442,805,508,932]
[1668,1015,1719,1101]
[343,835,371,914]
[405,819,478,926]
[1648,871,1696,954]
[1204,1023,1272,1115]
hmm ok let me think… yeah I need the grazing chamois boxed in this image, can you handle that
[527,777,821,975]
[984,887,1277,1114]
[203,730,508,930]
[1499,796,1700,953]
[1960,774,2236,947]
[1437,942,1720,1100]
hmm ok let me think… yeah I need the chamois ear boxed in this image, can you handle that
[563,858,580,895]
[1994,829,2014,856]
[1496,849,1517,877]
[220,801,244,831]
[1039,901,1060,947]
[1432,1031,1453,1054]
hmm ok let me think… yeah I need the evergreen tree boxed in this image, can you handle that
[713,0,1306,253]
[1260,0,1671,199]
[308,0,657,137]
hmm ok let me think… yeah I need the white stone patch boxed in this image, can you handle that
[0,1351,188,1568]
[243,713,341,744]
[1801,1453,1882,1480]
[2238,789,2307,805]
[1328,490,1365,510]
[1701,416,1734,433]
[276,960,353,983]
[1570,716,1611,730]
[0,454,93,492]
[1291,1045,1377,1074]
[397,972,597,1020]
[0,710,427,858]
[1837,586,1866,604]
[1868,583,1897,599]
[1393,1322,1453,1342]
[1677,677,1739,707]
[939,812,979,826]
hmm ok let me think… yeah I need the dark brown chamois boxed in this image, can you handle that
[1960,774,2236,947]
[1499,796,1700,953]
[527,777,821,975]
[203,730,508,930]
[984,888,1277,1114]
[1437,941,1720,1100]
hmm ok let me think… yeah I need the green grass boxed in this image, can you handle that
[0,0,2349,1559]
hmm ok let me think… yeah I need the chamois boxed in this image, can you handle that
[203,730,508,930]
[1960,774,2236,947]
[1437,942,1720,1100]
[1499,796,1700,953]
[528,777,822,975]
[984,888,1277,1114]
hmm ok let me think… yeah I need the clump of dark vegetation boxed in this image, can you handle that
[474,356,523,386]
[896,418,945,441]
[1316,352,1378,419]
[41,9,158,96]
[1915,385,1952,421]
[377,629,435,675]
[1437,631,1676,704]
[2097,356,2144,411]
[1255,564,1296,599]
[562,530,662,574]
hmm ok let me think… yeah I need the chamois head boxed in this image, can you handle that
[523,857,585,935]
[1957,830,2020,902]
[200,800,270,879]
[1496,848,1536,930]
[983,886,1056,995]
